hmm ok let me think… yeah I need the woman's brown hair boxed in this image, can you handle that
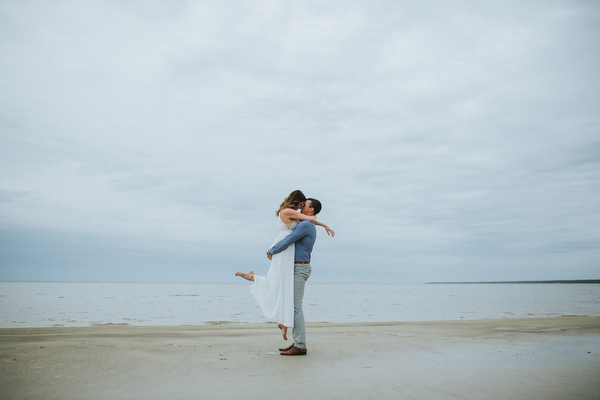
[276,190,306,216]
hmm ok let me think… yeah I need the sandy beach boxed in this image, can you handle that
[1,317,599,400]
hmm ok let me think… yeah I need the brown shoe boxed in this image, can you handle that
[279,343,294,352]
[280,346,307,356]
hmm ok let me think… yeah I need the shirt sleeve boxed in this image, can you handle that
[269,221,310,255]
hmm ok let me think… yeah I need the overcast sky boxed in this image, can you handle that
[1,1,599,284]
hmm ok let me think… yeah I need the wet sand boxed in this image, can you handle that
[1,317,599,399]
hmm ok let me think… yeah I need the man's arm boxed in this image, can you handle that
[268,221,311,256]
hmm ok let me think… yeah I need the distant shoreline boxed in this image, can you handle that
[425,279,600,284]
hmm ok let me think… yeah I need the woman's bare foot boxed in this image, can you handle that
[278,324,288,341]
[235,271,254,281]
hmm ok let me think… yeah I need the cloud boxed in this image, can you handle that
[1,1,599,283]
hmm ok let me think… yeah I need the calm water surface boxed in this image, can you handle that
[1,283,599,328]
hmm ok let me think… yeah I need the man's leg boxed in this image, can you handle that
[292,263,311,349]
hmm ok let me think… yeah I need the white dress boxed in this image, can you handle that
[249,218,297,327]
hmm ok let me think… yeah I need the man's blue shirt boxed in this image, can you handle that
[269,220,316,263]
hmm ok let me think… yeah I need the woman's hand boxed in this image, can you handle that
[324,225,335,237]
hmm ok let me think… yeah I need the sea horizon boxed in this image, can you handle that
[2,282,600,328]
[2,279,599,284]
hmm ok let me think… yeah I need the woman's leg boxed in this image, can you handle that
[277,324,288,340]
[235,271,254,281]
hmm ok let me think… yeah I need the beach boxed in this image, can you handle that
[1,316,599,400]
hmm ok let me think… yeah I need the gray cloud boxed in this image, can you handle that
[1,1,599,283]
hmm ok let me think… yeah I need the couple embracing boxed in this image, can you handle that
[236,190,334,356]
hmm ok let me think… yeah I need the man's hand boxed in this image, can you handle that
[267,250,273,260]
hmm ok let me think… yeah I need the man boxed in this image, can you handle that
[266,198,322,356]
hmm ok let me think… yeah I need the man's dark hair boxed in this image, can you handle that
[307,198,322,215]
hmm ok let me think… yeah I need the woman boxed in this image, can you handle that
[236,190,334,340]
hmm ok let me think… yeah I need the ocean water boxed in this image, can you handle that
[1,282,599,328]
